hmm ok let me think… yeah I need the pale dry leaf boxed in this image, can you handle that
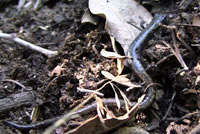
[194,63,200,74]
[116,75,141,88]
[112,84,131,112]
[82,8,99,25]
[110,36,125,75]
[77,87,104,96]
[195,75,200,85]
[101,70,116,80]
[105,109,115,119]
[117,58,124,75]
[110,83,121,110]
[110,36,117,52]
[103,104,116,119]
[101,71,141,88]
[137,94,145,104]
[110,83,131,112]
[118,89,130,112]
[100,49,127,59]
[89,0,152,55]
[96,96,105,123]
[126,87,132,91]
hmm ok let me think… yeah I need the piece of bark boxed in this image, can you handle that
[0,91,36,114]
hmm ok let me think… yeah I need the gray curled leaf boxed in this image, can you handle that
[88,0,152,55]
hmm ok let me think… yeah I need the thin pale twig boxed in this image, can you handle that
[171,31,189,70]
[0,33,58,58]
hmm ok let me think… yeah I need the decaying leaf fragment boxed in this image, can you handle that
[49,65,64,77]
[101,71,141,88]
[87,0,152,55]
[49,59,67,77]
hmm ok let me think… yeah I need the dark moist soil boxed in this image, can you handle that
[0,0,200,134]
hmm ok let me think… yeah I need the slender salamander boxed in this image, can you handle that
[4,14,166,131]
[129,13,166,109]
[4,99,136,130]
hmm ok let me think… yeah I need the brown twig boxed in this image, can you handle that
[162,91,176,121]
[156,54,174,66]
[176,24,200,28]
